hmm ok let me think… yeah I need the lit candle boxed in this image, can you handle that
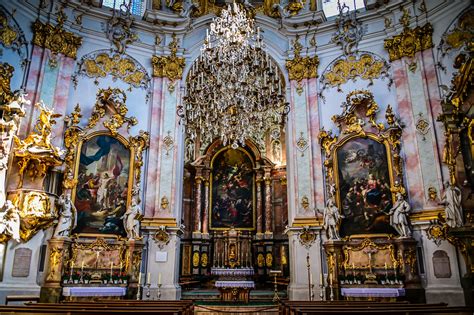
[147,272,151,285]
[138,272,142,285]
[158,273,162,285]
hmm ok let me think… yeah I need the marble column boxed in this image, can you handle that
[256,172,263,236]
[194,172,203,234]
[264,168,272,235]
[202,171,210,235]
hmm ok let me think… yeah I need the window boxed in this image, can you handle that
[322,0,365,18]
[102,0,145,16]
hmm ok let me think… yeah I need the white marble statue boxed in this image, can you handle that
[53,193,77,238]
[323,197,343,240]
[0,200,21,242]
[440,181,463,228]
[122,198,141,240]
[388,193,411,238]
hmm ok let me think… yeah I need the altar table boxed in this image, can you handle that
[62,286,127,297]
[341,287,405,299]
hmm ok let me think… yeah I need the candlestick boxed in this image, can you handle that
[120,261,123,271]
[110,262,113,278]
[71,261,74,274]
[147,272,151,285]
[81,261,84,272]
[320,273,323,285]
[329,273,333,286]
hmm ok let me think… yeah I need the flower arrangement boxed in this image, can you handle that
[101,273,111,284]
[82,272,91,283]
[62,272,70,284]
[119,272,128,284]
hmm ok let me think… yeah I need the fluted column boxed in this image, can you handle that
[256,172,263,235]
[202,170,210,234]
[264,169,272,234]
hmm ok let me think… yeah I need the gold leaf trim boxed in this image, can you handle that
[286,35,319,84]
[32,20,82,59]
[384,23,433,62]
[152,34,185,82]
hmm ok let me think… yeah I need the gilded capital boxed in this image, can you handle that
[285,38,319,83]
[152,34,185,82]
[384,23,433,62]
[32,19,83,59]
[0,62,14,105]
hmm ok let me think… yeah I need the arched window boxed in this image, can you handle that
[322,0,365,18]
[102,0,146,16]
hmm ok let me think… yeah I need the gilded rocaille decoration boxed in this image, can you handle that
[439,9,473,56]
[342,238,397,270]
[74,51,151,98]
[320,53,392,93]
[426,218,448,247]
[86,88,138,135]
[319,90,405,207]
[13,102,64,188]
[0,11,19,48]
[0,63,14,105]
[383,9,433,62]
[153,226,170,249]
[152,34,185,85]
[285,35,319,88]
[298,226,316,249]
[32,14,82,59]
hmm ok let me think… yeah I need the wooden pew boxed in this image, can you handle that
[0,306,181,315]
[56,300,193,315]
[4,296,39,305]
[280,300,411,315]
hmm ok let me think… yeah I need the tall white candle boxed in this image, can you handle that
[158,273,162,285]
[310,273,313,286]
[138,272,142,285]
[147,272,151,285]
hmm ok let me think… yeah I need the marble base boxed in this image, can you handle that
[0,285,41,304]
[425,286,465,306]
[39,287,61,303]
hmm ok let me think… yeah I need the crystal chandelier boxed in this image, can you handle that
[179,2,289,149]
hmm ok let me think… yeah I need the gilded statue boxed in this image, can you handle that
[53,193,77,238]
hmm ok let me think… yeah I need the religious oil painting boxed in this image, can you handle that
[336,137,397,237]
[210,148,255,230]
[73,135,131,235]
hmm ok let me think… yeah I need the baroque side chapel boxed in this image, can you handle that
[0,0,473,308]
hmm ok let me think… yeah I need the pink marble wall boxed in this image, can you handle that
[392,58,424,209]
[145,76,163,217]
[307,77,325,210]
[21,46,47,136]
[52,55,75,147]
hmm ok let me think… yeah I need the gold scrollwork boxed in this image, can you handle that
[70,237,127,268]
[426,218,448,247]
[0,62,14,105]
[318,128,338,158]
[257,253,264,267]
[286,35,319,85]
[383,9,433,62]
[47,247,62,280]
[265,252,273,267]
[32,18,82,59]
[441,9,473,54]
[86,88,137,135]
[0,12,18,47]
[76,52,150,92]
[152,34,185,83]
[321,53,391,92]
[201,252,208,267]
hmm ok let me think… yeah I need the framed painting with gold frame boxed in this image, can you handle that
[71,131,135,236]
[318,90,405,238]
[334,134,398,236]
[209,147,256,230]
[62,88,149,238]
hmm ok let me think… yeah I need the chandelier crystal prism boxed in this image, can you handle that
[179,2,289,150]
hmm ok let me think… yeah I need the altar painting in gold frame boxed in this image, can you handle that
[209,147,256,230]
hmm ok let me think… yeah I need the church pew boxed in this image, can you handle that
[21,304,187,314]
[280,300,412,315]
[284,304,472,315]
[0,306,182,315]
[55,300,193,315]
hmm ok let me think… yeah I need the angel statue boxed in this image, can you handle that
[122,198,142,240]
[439,181,463,228]
[388,193,411,238]
[53,193,77,238]
[322,197,344,240]
[0,200,21,242]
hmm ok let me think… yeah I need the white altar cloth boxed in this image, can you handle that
[215,281,255,288]
[62,287,127,297]
[341,288,405,298]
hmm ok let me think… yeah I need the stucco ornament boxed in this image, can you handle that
[152,34,185,84]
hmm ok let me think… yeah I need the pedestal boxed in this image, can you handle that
[323,240,345,300]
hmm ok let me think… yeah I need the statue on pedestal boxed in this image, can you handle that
[439,181,463,228]
[122,198,141,240]
[0,200,21,242]
[388,192,411,238]
[322,197,343,241]
[53,193,77,238]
